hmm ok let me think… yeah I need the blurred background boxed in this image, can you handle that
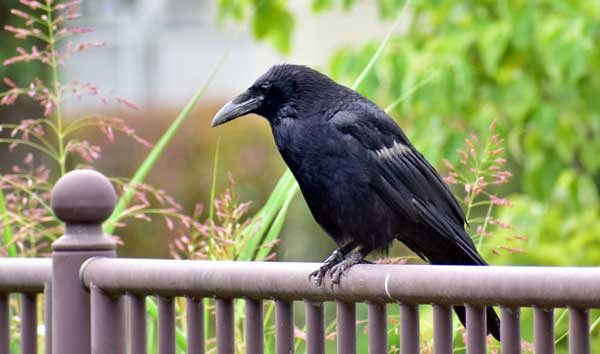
[2,0,600,352]
[2,0,600,265]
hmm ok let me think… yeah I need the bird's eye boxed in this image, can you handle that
[260,82,270,91]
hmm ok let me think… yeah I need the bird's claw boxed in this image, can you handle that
[309,267,326,286]
[309,249,345,287]
[329,263,348,285]
[328,252,364,286]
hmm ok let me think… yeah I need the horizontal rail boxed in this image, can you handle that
[0,258,51,293]
[81,259,600,307]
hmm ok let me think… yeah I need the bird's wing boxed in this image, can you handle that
[330,108,482,262]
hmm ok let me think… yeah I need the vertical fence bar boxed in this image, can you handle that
[158,296,176,354]
[568,307,590,354]
[433,305,452,354]
[275,300,294,354]
[305,301,325,354]
[400,304,419,354]
[466,305,486,354]
[21,293,37,354]
[129,295,147,354]
[216,298,234,354]
[0,294,7,354]
[51,170,118,354]
[336,301,356,354]
[534,307,554,354]
[187,297,204,354]
[501,307,520,354]
[368,302,387,354]
[91,284,126,354]
[44,283,52,354]
[245,298,263,354]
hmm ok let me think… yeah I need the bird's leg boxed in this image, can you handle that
[330,247,371,285]
[309,241,357,286]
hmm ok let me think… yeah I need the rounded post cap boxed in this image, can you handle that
[51,169,116,224]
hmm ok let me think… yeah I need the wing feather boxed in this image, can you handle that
[330,109,484,263]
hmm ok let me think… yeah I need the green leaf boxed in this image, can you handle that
[252,2,295,54]
[311,0,333,13]
[0,188,16,257]
[477,22,511,76]
[217,0,246,22]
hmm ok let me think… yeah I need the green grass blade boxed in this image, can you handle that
[103,62,223,235]
[254,182,298,261]
[208,138,221,225]
[384,69,439,113]
[236,170,296,261]
[351,0,411,91]
[0,187,16,257]
[207,138,221,260]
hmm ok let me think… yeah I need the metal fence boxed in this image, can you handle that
[0,169,599,354]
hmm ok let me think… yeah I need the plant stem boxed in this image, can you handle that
[45,0,66,176]
[207,138,221,260]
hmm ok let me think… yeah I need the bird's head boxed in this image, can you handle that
[211,64,337,127]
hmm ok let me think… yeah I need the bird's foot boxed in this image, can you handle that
[330,252,365,285]
[309,249,345,286]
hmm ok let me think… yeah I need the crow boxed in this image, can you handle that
[211,64,500,340]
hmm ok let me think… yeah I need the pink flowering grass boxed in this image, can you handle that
[0,0,190,258]
[443,119,524,257]
[170,174,278,262]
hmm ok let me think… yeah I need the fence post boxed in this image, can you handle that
[50,170,117,354]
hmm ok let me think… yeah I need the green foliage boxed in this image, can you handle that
[217,0,295,54]
[321,0,600,266]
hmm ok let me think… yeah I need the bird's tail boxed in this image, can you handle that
[453,305,501,341]
[425,237,501,340]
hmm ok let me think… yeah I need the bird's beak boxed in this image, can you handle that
[211,92,264,128]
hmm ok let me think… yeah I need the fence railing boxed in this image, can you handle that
[0,169,599,354]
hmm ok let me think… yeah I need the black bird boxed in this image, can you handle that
[211,64,500,340]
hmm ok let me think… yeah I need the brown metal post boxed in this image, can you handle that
[91,284,126,354]
[275,300,294,354]
[500,306,520,354]
[44,282,52,354]
[368,302,387,354]
[533,307,554,354]
[466,305,486,354]
[400,304,419,354]
[0,294,8,354]
[336,301,356,354]
[158,296,176,354]
[568,307,590,354]
[216,298,234,354]
[245,298,263,354]
[186,297,205,354]
[305,301,325,354]
[433,304,452,354]
[51,170,118,354]
[21,293,37,354]
[129,295,147,354]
